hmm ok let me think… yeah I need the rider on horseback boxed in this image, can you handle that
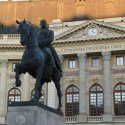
[37,19,62,73]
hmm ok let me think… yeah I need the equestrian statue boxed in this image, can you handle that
[14,19,62,111]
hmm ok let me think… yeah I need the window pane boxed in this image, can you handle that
[69,59,76,69]
[114,83,125,115]
[92,58,99,67]
[116,57,124,66]
[66,86,79,116]
[8,88,21,102]
[90,84,103,116]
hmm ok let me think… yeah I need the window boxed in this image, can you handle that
[31,89,44,103]
[92,58,99,67]
[89,84,103,116]
[12,63,16,72]
[65,85,79,116]
[114,83,125,115]
[116,56,124,66]
[69,59,76,69]
[8,88,21,102]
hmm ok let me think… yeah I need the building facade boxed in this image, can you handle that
[1,17,125,125]
[1,0,125,25]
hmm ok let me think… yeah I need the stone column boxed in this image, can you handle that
[22,73,30,101]
[0,59,8,124]
[77,53,87,123]
[102,52,112,122]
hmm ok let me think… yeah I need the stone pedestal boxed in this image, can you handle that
[6,101,65,125]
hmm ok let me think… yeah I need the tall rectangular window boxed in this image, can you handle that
[116,56,124,66]
[92,58,99,67]
[69,59,76,69]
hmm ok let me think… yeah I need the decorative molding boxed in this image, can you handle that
[77,53,86,62]
[56,43,125,55]
[0,59,8,67]
[54,20,125,43]
[102,51,111,60]
[55,26,125,42]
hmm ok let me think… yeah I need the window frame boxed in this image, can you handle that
[114,83,125,116]
[89,84,104,116]
[92,57,100,68]
[65,85,79,116]
[68,59,76,69]
[8,88,21,102]
[116,56,124,66]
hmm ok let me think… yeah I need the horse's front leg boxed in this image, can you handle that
[52,75,62,111]
[31,67,43,101]
[14,63,22,87]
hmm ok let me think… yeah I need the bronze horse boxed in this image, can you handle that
[15,20,62,111]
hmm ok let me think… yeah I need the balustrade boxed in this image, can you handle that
[65,116,77,123]
[87,116,103,122]
[113,116,125,122]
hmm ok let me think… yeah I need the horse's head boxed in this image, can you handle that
[16,19,33,46]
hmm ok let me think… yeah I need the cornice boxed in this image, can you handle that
[0,45,24,51]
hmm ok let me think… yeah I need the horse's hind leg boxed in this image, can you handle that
[14,63,22,87]
[52,75,62,111]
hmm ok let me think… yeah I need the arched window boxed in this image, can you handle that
[89,84,103,116]
[8,88,21,102]
[31,89,44,104]
[114,83,125,115]
[65,85,79,116]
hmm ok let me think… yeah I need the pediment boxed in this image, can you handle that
[54,20,125,43]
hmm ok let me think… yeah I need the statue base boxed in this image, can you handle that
[6,101,65,125]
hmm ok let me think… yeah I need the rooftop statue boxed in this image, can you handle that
[14,19,62,111]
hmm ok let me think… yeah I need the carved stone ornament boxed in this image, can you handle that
[0,59,8,67]
[102,51,111,60]
[77,53,87,62]
[16,115,25,125]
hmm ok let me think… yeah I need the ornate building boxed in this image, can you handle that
[1,0,125,25]
[0,17,125,125]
